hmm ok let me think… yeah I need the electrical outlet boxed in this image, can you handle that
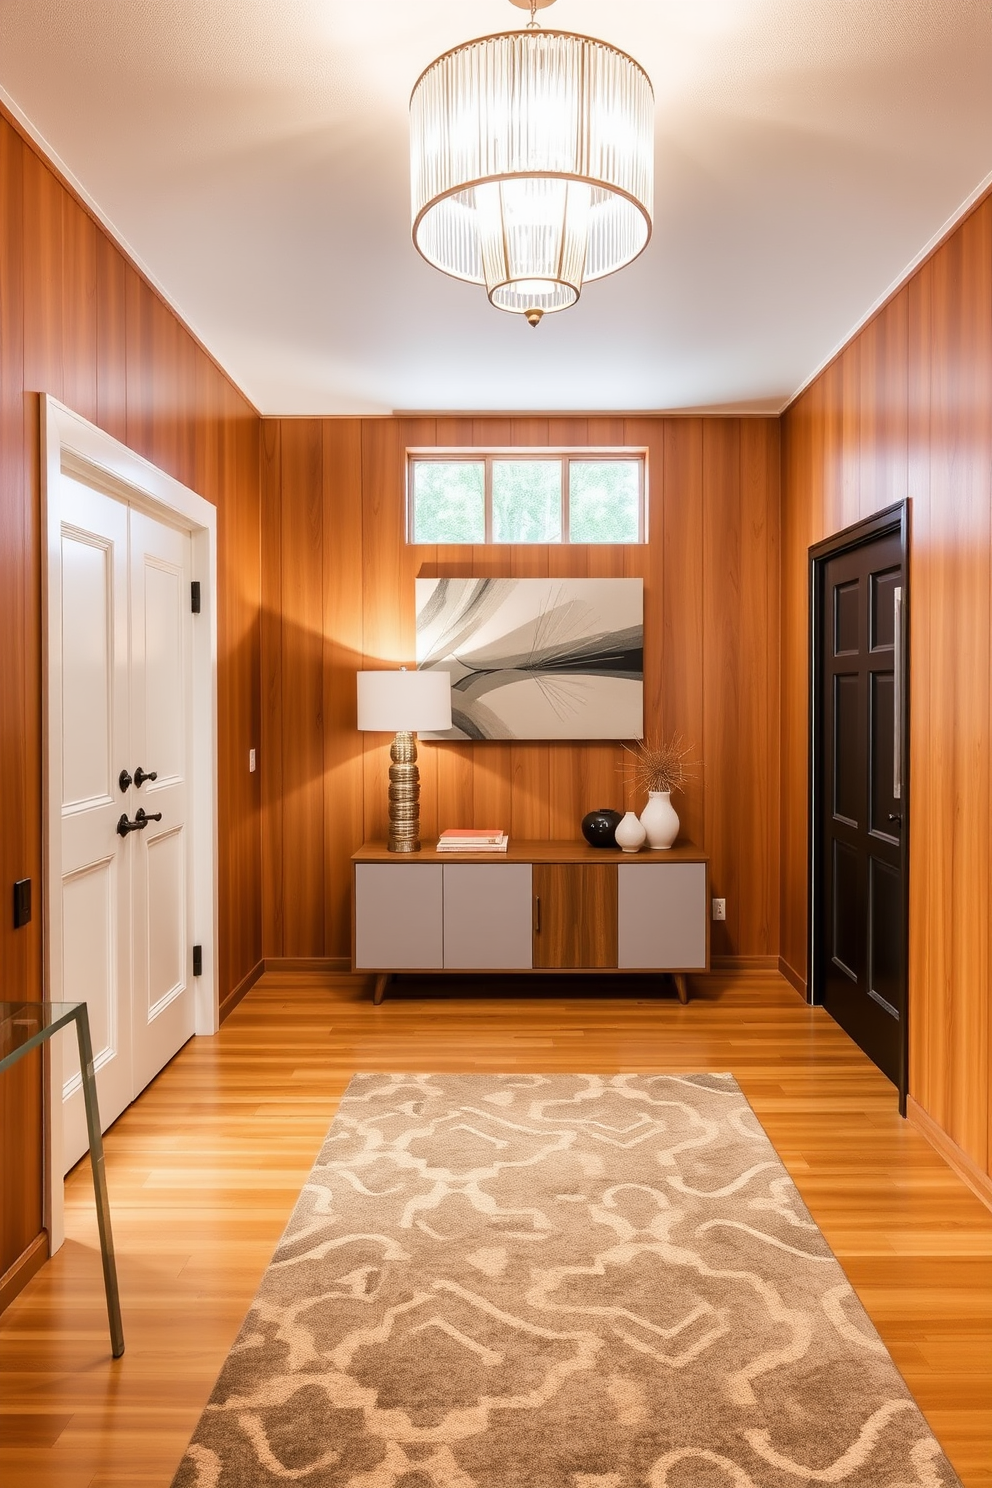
[249,748,256,773]
[711,898,726,921]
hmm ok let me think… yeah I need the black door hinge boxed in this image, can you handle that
[193,944,203,977]
[191,580,201,614]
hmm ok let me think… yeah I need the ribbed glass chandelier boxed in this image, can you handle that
[410,0,654,327]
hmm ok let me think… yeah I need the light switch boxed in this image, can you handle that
[13,878,31,929]
[249,748,256,773]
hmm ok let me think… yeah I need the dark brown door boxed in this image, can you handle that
[533,865,617,969]
[818,527,905,1086]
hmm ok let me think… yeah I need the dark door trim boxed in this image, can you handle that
[808,500,910,1113]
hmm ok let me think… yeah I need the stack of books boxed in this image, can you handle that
[436,828,508,853]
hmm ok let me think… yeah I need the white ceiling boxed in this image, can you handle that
[2,1,991,415]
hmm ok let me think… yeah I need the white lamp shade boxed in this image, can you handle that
[357,669,452,733]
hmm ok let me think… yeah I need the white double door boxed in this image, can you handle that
[59,474,195,1171]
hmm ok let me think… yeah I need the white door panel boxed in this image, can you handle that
[129,509,194,1094]
[58,477,130,1170]
[61,857,123,1093]
[144,825,186,1018]
[141,559,185,783]
[61,533,114,808]
[58,479,195,1168]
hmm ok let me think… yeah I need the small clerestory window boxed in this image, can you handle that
[407,450,647,545]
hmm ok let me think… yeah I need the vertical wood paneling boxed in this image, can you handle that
[0,110,43,1287]
[279,421,325,956]
[739,419,781,956]
[123,265,152,456]
[0,114,262,1292]
[926,205,991,1170]
[859,294,909,516]
[215,379,262,995]
[781,192,992,1184]
[840,341,862,527]
[261,413,781,972]
[703,420,742,958]
[95,231,126,442]
[323,420,365,957]
[906,266,933,1114]
[22,146,63,401]
[260,419,284,955]
[60,194,98,424]
[661,420,705,849]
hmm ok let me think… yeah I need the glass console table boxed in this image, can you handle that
[0,1001,124,1357]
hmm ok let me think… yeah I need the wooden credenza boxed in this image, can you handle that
[352,841,710,1003]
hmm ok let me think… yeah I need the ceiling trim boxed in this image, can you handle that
[389,407,782,420]
[0,81,257,414]
[783,166,992,414]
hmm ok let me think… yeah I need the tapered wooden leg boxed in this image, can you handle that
[673,973,689,1005]
[373,974,389,1005]
[74,1005,125,1358]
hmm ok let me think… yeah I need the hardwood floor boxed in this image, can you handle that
[1,970,990,1487]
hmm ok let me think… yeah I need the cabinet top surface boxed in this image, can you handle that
[353,840,708,865]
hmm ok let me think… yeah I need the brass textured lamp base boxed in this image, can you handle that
[387,730,421,853]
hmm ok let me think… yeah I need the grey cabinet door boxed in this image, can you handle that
[443,864,532,969]
[617,863,707,969]
[355,864,443,968]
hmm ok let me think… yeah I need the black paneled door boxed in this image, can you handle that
[816,522,906,1089]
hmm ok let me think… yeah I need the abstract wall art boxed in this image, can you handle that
[416,577,643,740]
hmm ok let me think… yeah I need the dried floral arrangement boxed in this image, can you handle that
[622,735,699,797]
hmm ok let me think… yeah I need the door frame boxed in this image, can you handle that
[41,395,219,1249]
[808,499,910,1112]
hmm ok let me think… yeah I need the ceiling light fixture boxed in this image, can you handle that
[410,0,654,328]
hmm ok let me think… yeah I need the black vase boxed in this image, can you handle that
[581,808,623,848]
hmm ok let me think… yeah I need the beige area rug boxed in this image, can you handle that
[172,1074,960,1488]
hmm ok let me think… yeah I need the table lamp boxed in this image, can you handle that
[357,668,452,852]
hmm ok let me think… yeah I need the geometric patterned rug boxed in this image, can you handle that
[171,1073,961,1487]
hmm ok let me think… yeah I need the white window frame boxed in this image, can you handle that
[406,448,648,544]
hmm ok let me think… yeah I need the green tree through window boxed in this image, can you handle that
[409,454,644,545]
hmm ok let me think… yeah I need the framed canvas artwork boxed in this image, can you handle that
[416,577,644,741]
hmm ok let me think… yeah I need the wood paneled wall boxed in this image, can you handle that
[0,113,263,1290]
[260,415,781,968]
[781,193,992,1191]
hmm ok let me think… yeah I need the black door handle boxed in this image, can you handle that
[117,809,163,836]
[118,768,133,792]
[134,767,158,787]
[888,813,902,826]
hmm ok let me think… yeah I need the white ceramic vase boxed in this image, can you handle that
[614,810,647,853]
[640,790,679,849]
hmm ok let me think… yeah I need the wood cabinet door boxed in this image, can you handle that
[533,864,617,969]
